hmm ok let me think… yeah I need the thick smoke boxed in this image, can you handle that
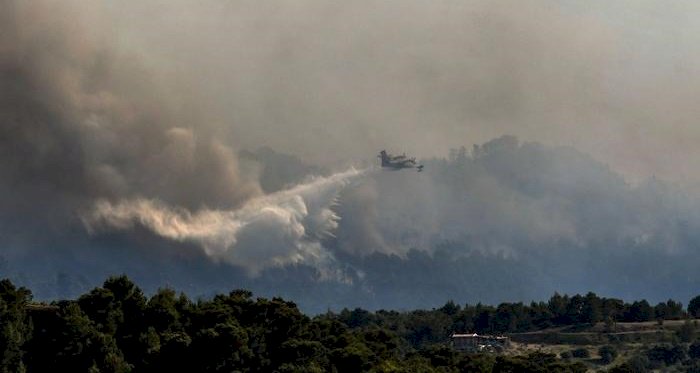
[0,1,259,251]
[105,1,700,186]
[4,0,700,313]
[326,137,700,310]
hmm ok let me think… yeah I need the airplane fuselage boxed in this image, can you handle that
[378,150,423,171]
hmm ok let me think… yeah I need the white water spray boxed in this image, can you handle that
[84,168,367,274]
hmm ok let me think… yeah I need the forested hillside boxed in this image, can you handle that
[3,276,700,372]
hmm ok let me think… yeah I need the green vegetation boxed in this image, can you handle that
[598,345,618,364]
[2,276,700,372]
[689,296,700,318]
[570,348,590,359]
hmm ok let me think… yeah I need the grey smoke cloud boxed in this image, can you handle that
[0,0,260,250]
[102,0,700,185]
[341,137,699,258]
[4,0,700,312]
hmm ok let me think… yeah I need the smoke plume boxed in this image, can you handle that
[3,0,700,313]
[0,0,260,251]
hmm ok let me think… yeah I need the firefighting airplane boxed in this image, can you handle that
[378,150,424,171]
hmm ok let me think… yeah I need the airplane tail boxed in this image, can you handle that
[379,150,390,167]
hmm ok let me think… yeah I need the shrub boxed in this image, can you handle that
[599,345,618,364]
[571,348,590,358]
[689,341,700,359]
[646,344,685,366]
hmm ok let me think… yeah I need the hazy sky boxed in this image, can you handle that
[5,0,700,308]
[96,0,700,186]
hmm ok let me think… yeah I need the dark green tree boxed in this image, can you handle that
[654,299,684,320]
[189,322,251,372]
[625,300,654,322]
[581,292,602,324]
[0,279,31,373]
[78,276,149,369]
[48,303,130,373]
[689,295,700,318]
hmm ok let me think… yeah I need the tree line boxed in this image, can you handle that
[2,276,700,372]
[332,292,700,349]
